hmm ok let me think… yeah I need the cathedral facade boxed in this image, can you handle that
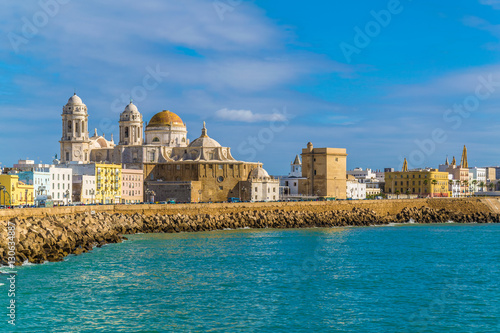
[60,94,275,202]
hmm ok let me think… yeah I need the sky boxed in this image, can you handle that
[1,0,500,174]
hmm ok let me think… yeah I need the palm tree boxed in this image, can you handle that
[479,181,485,192]
[488,182,494,192]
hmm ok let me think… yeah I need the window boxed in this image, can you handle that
[218,165,223,170]
[219,186,223,190]
[125,127,129,138]
[152,137,160,143]
[255,187,257,192]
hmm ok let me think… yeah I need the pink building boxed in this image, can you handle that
[121,169,144,203]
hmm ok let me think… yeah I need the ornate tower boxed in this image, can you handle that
[460,145,468,168]
[119,102,143,146]
[60,93,90,163]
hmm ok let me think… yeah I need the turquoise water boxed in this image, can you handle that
[1,223,500,332]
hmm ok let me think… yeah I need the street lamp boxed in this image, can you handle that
[89,188,95,204]
[145,189,156,203]
[64,189,70,205]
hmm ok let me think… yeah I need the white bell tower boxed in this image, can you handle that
[60,93,90,163]
[119,101,143,146]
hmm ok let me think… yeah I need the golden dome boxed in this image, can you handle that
[147,110,184,128]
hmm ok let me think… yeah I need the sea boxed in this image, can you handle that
[1,223,499,332]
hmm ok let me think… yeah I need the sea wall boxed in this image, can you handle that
[0,198,493,220]
[1,198,500,266]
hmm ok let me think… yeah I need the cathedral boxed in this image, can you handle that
[59,94,277,202]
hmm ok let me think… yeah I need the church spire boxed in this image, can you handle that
[402,158,408,172]
[445,155,449,166]
[452,156,456,166]
[461,145,468,168]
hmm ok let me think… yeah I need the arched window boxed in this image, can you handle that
[68,120,72,131]
[152,137,160,143]
[125,127,129,138]
[182,137,186,143]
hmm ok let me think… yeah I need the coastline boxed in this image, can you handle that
[1,198,499,265]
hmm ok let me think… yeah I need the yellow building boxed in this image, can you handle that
[95,163,122,204]
[385,163,449,198]
[0,174,34,206]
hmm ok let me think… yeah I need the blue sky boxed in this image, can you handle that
[1,0,500,174]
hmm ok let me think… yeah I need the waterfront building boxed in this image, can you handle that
[485,167,497,182]
[95,163,122,204]
[469,167,486,193]
[50,167,73,205]
[346,168,377,182]
[62,163,120,204]
[143,123,261,203]
[243,166,279,202]
[384,159,449,197]
[346,175,366,200]
[121,169,143,204]
[58,94,265,203]
[279,155,306,197]
[365,183,382,197]
[298,142,347,199]
[449,174,460,198]
[73,175,96,204]
[347,167,382,197]
[10,168,50,200]
[0,174,34,206]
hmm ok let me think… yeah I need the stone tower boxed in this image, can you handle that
[60,93,90,163]
[299,142,348,199]
[119,102,143,146]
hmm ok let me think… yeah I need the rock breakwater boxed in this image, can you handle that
[1,206,499,265]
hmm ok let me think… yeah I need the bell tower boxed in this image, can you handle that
[60,93,90,163]
[119,101,143,146]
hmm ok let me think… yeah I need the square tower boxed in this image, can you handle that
[299,142,347,199]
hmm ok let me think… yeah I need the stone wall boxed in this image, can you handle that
[0,198,492,220]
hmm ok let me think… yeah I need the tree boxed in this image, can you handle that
[479,181,485,192]
[488,182,494,191]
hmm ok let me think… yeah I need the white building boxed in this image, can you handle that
[470,167,486,192]
[448,174,460,198]
[347,168,377,183]
[346,175,366,200]
[13,159,51,171]
[247,166,280,202]
[279,155,306,197]
[50,167,73,205]
[73,175,96,204]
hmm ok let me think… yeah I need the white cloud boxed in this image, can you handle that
[215,108,288,122]
[479,0,500,9]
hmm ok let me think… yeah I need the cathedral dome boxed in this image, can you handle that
[124,102,139,113]
[67,93,84,105]
[189,122,222,148]
[250,166,270,179]
[147,110,184,128]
